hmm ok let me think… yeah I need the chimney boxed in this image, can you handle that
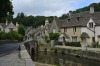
[90,6,94,13]
[16,22,19,27]
[6,19,8,25]
[45,19,49,26]
[69,11,72,18]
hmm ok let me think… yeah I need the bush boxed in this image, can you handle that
[0,31,23,41]
[92,42,100,48]
[65,42,81,47]
[45,36,50,43]
[55,41,62,45]
[49,32,60,40]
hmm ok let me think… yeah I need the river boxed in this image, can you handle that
[32,51,100,66]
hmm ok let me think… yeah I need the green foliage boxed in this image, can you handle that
[0,0,14,22]
[92,42,100,48]
[59,14,68,19]
[49,32,60,40]
[45,36,50,43]
[18,24,25,36]
[55,41,62,45]
[0,31,23,41]
[65,42,81,47]
[59,2,100,20]
[13,13,54,28]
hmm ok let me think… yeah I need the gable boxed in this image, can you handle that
[6,22,17,29]
[87,18,95,28]
[50,19,59,32]
[0,24,3,29]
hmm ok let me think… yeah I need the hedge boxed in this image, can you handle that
[65,42,81,47]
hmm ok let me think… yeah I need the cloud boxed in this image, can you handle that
[12,0,100,17]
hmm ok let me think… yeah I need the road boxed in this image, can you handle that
[0,43,19,56]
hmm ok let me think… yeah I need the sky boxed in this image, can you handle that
[12,0,100,17]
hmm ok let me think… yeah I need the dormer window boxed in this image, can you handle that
[9,28,13,31]
[67,18,70,22]
[76,17,80,22]
[0,28,1,31]
[89,22,93,28]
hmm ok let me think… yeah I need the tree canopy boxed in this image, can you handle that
[0,0,14,22]
[13,2,100,28]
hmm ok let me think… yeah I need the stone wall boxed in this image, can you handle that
[20,43,35,66]
[53,47,100,61]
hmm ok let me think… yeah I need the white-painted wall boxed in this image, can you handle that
[81,18,100,45]
[95,26,100,43]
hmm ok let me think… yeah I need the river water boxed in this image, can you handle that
[32,51,100,66]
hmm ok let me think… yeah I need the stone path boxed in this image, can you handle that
[55,45,100,52]
[0,50,26,66]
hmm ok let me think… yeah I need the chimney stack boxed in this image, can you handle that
[90,6,94,13]
[45,19,49,26]
[6,19,8,25]
[69,11,72,18]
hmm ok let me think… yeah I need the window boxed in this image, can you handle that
[76,17,80,22]
[0,28,1,31]
[9,28,13,31]
[89,22,93,28]
[92,37,95,43]
[67,18,70,22]
[73,27,76,32]
[72,36,77,42]
[64,28,67,32]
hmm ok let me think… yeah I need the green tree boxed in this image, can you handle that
[0,0,14,22]
[18,24,25,36]
[59,14,68,19]
[49,32,60,40]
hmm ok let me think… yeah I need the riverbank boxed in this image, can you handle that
[53,45,100,61]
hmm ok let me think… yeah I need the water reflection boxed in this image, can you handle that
[32,51,100,66]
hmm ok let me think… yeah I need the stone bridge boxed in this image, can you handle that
[23,39,39,57]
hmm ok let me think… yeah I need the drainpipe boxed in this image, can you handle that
[94,25,95,44]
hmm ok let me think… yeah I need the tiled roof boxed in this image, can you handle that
[54,18,67,29]
[0,23,9,28]
[54,11,100,28]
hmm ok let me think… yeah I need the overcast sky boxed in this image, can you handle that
[12,0,100,17]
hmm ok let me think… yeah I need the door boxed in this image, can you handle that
[81,38,86,47]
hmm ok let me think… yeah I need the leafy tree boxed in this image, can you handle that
[59,14,68,19]
[0,0,14,22]
[18,24,25,36]
[49,32,60,40]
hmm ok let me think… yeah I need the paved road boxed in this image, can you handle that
[0,43,19,56]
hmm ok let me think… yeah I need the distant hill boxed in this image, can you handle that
[59,2,100,19]
[73,2,100,13]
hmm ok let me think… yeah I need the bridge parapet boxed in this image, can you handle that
[20,43,35,66]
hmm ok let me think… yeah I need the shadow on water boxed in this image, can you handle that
[31,51,100,66]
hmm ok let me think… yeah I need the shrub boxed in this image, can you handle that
[45,36,50,43]
[49,32,60,40]
[0,31,23,41]
[18,24,25,36]
[65,42,81,47]
[55,41,62,45]
[92,42,100,48]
